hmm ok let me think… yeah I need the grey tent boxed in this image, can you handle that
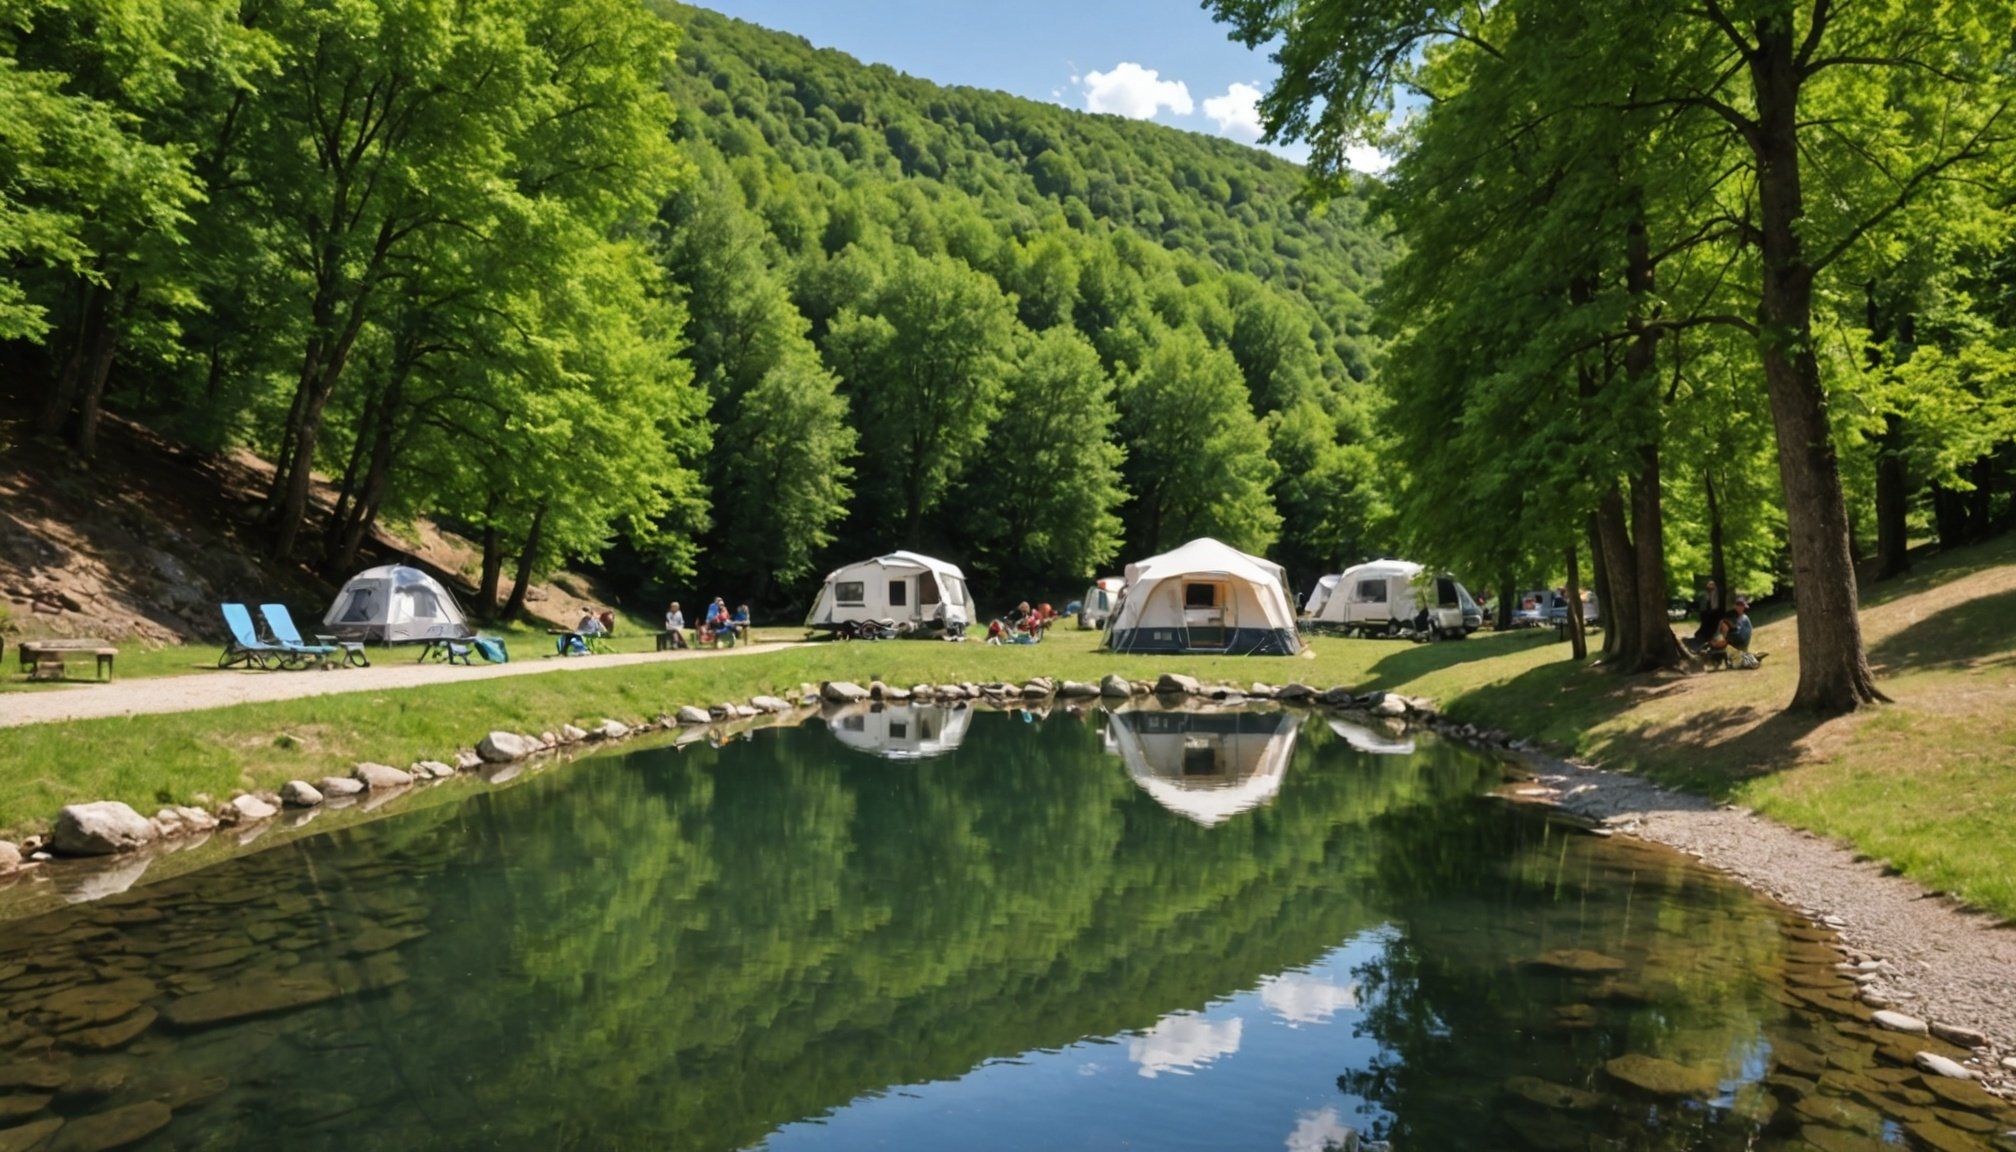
[323,565,470,643]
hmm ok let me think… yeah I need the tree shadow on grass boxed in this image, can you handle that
[1866,587,2016,675]
[1356,631,1559,692]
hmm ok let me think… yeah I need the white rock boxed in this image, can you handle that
[1872,1009,1928,1036]
[539,732,559,748]
[227,794,278,822]
[413,761,455,779]
[596,719,631,740]
[1154,673,1200,695]
[478,731,539,762]
[317,776,366,797]
[171,805,218,833]
[1022,677,1055,697]
[51,801,158,856]
[0,840,21,873]
[750,695,792,713]
[1057,680,1100,697]
[353,763,415,790]
[280,781,324,808]
[1915,1052,1976,1080]
[1275,682,1316,701]
[1248,683,1277,698]
[454,750,483,771]
[822,681,870,703]
[1929,1021,1989,1048]
[1373,695,1409,717]
[559,724,588,744]
[676,706,712,725]
[883,686,912,702]
[908,684,934,700]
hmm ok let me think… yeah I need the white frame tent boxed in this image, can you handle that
[826,702,973,761]
[804,551,971,636]
[1312,560,1480,637]
[1104,708,1302,827]
[323,565,471,644]
[1102,538,1301,655]
[1077,577,1125,629]
[1303,574,1342,618]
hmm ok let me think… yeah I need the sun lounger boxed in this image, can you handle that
[260,603,358,668]
[219,603,286,670]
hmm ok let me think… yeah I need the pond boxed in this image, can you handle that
[1,704,2010,1151]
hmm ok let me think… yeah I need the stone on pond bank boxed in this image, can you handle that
[352,763,413,791]
[223,794,276,823]
[675,706,711,725]
[477,731,539,763]
[749,695,792,713]
[0,1119,64,1152]
[43,1100,171,1152]
[1099,674,1131,698]
[1154,673,1200,696]
[1527,949,1627,975]
[279,781,322,808]
[1914,1052,1975,1080]
[315,777,364,798]
[1603,1053,1720,1098]
[1871,1009,1928,1036]
[51,802,156,856]
[594,720,630,740]
[821,681,869,703]
[0,840,20,874]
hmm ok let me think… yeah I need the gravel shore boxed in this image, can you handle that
[1510,748,2016,1089]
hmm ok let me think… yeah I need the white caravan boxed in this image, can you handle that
[1103,708,1303,827]
[1102,538,1302,656]
[1303,574,1342,619]
[826,702,973,761]
[1077,577,1125,629]
[323,565,470,644]
[1310,560,1481,639]
[804,551,971,637]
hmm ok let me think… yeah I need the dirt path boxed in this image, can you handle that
[1511,749,2016,1081]
[0,643,807,729]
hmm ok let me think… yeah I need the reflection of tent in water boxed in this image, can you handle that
[1105,709,1302,827]
[1325,717,1416,756]
[826,703,973,761]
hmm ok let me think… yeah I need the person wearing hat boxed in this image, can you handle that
[1712,595,1755,666]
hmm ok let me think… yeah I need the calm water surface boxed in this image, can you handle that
[1,705,2009,1151]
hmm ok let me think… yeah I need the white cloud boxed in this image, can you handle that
[1345,144,1393,175]
[1203,81,1267,142]
[1082,62,1194,120]
[1127,1011,1243,1078]
[1285,1107,1361,1152]
[1258,972,1360,1026]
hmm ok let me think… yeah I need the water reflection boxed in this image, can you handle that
[1105,707,1301,826]
[1324,716,1416,756]
[0,711,2006,1152]
[825,701,972,760]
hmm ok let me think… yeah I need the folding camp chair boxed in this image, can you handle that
[218,604,287,670]
[259,603,352,668]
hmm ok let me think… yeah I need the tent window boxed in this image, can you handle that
[1182,742,1218,776]
[888,579,908,607]
[1356,580,1387,603]
[1184,583,1219,609]
[339,590,377,623]
[1436,577,1458,607]
[836,581,865,606]
[404,588,441,617]
[919,576,940,606]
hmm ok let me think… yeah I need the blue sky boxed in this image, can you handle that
[701,0,1330,164]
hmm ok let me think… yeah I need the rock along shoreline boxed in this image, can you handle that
[2,670,2010,1101]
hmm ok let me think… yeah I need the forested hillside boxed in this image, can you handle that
[2,0,1398,623]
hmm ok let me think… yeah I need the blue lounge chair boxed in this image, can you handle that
[218,603,285,670]
[260,603,358,668]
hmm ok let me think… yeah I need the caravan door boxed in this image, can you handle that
[1345,574,1392,629]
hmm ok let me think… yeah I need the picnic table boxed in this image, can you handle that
[18,639,118,681]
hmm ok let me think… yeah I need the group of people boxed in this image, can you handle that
[985,600,1057,645]
[557,607,618,654]
[662,597,750,649]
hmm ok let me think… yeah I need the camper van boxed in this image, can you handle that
[1077,577,1124,629]
[804,551,971,637]
[1313,559,1481,639]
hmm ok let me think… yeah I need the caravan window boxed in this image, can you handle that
[888,579,908,607]
[1183,583,1219,608]
[836,581,866,606]
[889,721,909,740]
[1356,579,1387,603]
[941,576,967,605]
[919,576,941,606]
[1436,577,1459,608]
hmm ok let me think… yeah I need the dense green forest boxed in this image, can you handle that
[1215,0,2016,712]
[1,0,1395,617]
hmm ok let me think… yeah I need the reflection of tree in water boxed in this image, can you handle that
[284,711,1501,1150]
[1336,799,1793,1150]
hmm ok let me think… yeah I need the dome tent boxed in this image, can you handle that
[324,565,470,644]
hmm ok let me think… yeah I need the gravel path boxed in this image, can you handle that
[0,643,806,728]
[1513,749,2016,1082]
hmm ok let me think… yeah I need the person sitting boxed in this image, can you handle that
[730,604,751,641]
[663,602,689,649]
[597,609,616,635]
[576,609,607,637]
[1709,596,1761,669]
[986,618,1008,645]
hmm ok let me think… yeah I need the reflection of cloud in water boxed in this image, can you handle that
[1285,1107,1360,1152]
[1127,1011,1243,1078]
[1259,972,1360,1026]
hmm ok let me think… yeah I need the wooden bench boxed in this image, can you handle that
[18,639,118,682]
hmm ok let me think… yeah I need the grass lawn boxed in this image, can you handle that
[2,534,2011,918]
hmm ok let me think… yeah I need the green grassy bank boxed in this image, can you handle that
[3,534,2011,918]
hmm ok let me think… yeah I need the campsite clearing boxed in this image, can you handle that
[1,534,2011,918]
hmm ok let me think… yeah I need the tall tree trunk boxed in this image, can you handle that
[37,281,104,438]
[501,502,549,623]
[70,286,131,460]
[1495,568,1515,631]
[1931,483,1971,549]
[1745,15,1884,710]
[1588,517,1619,661]
[330,390,401,576]
[326,381,384,548]
[477,493,505,621]
[1967,456,1994,538]
[1564,543,1587,662]
[1628,444,1687,671]
[1592,484,1639,668]
[1705,469,1729,610]
[1872,413,1911,579]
